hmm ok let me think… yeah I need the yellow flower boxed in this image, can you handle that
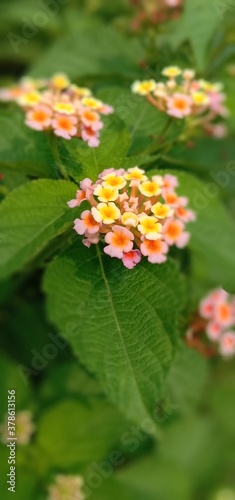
[51,73,70,89]
[82,97,103,109]
[92,203,121,224]
[151,202,174,219]
[124,167,147,182]
[71,85,92,96]
[102,173,126,190]
[138,216,162,240]
[18,91,41,106]
[192,92,209,106]
[162,66,182,78]
[54,102,76,114]
[121,212,139,227]
[198,80,223,92]
[139,180,161,197]
[131,80,156,95]
[93,185,119,202]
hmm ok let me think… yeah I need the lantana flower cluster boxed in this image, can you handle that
[0,73,113,146]
[187,288,235,359]
[68,167,195,269]
[132,66,228,138]
[48,475,85,500]
[130,0,183,30]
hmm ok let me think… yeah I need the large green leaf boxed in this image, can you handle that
[30,17,144,80]
[43,241,185,436]
[0,179,76,280]
[165,343,209,415]
[63,118,156,182]
[163,0,219,70]
[88,453,192,500]
[97,87,168,142]
[0,108,56,178]
[37,397,129,468]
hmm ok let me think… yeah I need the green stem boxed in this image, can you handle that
[50,134,69,180]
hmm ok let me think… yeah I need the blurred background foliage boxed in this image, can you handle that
[0,0,235,499]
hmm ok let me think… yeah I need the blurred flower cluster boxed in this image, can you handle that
[130,0,183,30]
[0,73,113,146]
[132,66,228,138]
[187,288,235,358]
[0,410,35,445]
[48,475,85,500]
[68,167,195,269]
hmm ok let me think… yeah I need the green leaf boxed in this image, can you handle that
[88,453,192,500]
[0,179,76,280]
[165,342,209,415]
[170,138,235,197]
[30,17,144,80]
[0,356,30,421]
[150,169,235,292]
[37,397,129,468]
[43,241,185,436]
[63,118,156,182]
[0,108,56,178]
[176,171,235,292]
[164,0,219,70]
[39,362,103,405]
[97,87,168,142]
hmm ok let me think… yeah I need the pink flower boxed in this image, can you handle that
[214,301,233,327]
[162,219,190,248]
[52,114,77,140]
[122,250,141,269]
[81,127,99,147]
[67,179,93,208]
[99,104,114,115]
[74,211,100,235]
[81,109,103,131]
[82,231,100,248]
[167,93,192,118]
[219,332,235,357]
[163,174,179,191]
[25,105,52,131]
[104,226,134,259]
[206,321,222,341]
[199,297,215,319]
[176,206,196,223]
[140,239,169,264]
[165,0,181,6]
[208,92,228,117]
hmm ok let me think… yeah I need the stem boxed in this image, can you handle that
[50,133,69,180]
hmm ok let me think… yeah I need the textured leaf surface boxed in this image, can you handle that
[44,241,185,435]
[0,179,76,279]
